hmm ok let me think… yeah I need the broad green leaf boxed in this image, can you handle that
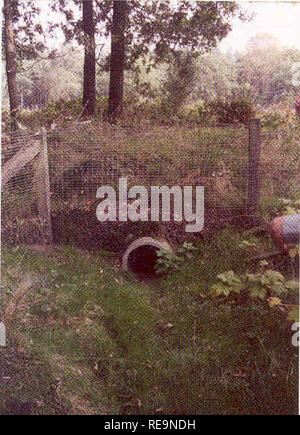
[272,284,288,296]
[245,273,260,283]
[239,240,256,248]
[211,283,230,297]
[218,270,240,285]
[261,270,285,289]
[250,286,267,299]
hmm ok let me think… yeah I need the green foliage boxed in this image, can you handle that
[177,99,254,125]
[4,0,50,62]
[208,99,255,125]
[177,101,210,124]
[161,52,197,113]
[210,262,298,321]
[17,98,80,128]
[261,198,300,221]
[235,34,300,107]
[258,103,298,129]
[42,99,81,122]
[155,242,198,274]
[18,96,109,128]
[52,1,247,69]
[17,48,83,109]
[195,49,237,102]
[280,199,300,215]
[259,109,289,129]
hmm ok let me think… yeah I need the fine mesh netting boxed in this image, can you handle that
[2,122,299,251]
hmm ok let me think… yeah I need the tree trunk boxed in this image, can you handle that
[82,0,96,116]
[108,0,127,122]
[3,0,19,132]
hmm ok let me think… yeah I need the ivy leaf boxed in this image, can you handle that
[265,270,284,282]
[273,285,287,296]
[261,270,285,290]
[283,205,298,215]
[217,270,238,284]
[217,270,243,293]
[239,240,256,248]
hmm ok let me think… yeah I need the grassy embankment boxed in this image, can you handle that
[1,227,298,415]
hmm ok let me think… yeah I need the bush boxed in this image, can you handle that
[178,101,210,123]
[258,103,299,129]
[18,97,109,129]
[161,52,197,114]
[42,98,83,123]
[17,98,84,128]
[177,99,254,125]
[208,99,255,125]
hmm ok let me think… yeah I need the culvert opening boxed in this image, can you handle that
[127,245,160,278]
[122,237,172,280]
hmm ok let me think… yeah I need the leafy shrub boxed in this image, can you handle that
[18,97,109,128]
[95,96,108,117]
[140,99,163,120]
[18,98,84,127]
[155,242,198,274]
[208,99,254,125]
[259,110,286,129]
[279,198,300,215]
[178,101,210,123]
[261,197,300,221]
[161,52,197,114]
[210,262,299,322]
[258,103,299,129]
[42,98,83,122]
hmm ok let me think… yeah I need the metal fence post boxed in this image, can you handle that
[35,128,53,244]
[247,118,262,224]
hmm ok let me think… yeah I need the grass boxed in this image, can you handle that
[1,228,298,415]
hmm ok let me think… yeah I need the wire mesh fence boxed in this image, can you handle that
[260,126,300,202]
[1,132,48,246]
[3,123,250,251]
[2,121,300,252]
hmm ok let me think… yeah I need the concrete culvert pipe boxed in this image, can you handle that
[122,237,172,279]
